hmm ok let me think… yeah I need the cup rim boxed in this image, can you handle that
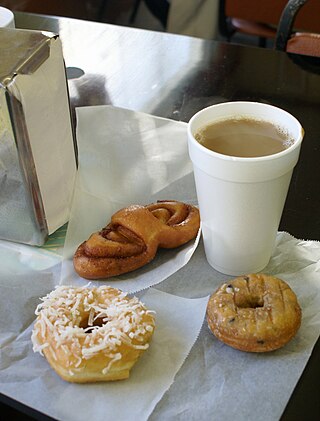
[187,101,304,163]
[0,6,15,28]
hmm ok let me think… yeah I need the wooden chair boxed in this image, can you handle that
[219,0,320,47]
[275,0,320,57]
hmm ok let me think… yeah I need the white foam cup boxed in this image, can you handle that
[0,6,15,28]
[188,101,304,275]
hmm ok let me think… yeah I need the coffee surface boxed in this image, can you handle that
[195,117,294,157]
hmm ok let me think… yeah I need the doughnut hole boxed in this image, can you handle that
[235,294,264,309]
[79,314,108,332]
[233,277,265,309]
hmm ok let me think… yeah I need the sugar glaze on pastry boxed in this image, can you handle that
[206,274,301,352]
[73,200,200,279]
[32,285,155,382]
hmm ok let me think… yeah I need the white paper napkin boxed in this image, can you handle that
[0,272,208,421]
[151,232,320,421]
[0,106,319,421]
[60,105,199,292]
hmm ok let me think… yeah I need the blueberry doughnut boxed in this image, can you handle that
[206,274,301,352]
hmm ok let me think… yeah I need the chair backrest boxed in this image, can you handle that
[275,0,320,57]
[223,0,320,32]
[286,32,320,56]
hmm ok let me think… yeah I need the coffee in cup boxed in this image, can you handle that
[194,117,294,158]
[187,101,304,276]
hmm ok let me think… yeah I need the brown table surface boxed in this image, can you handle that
[1,11,320,421]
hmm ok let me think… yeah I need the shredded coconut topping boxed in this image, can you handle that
[31,285,155,372]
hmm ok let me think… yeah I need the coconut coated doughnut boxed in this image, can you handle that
[32,285,155,382]
[206,274,301,352]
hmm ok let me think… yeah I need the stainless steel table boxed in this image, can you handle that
[1,11,320,420]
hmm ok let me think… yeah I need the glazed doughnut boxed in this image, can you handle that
[73,200,200,280]
[206,274,301,352]
[31,285,155,383]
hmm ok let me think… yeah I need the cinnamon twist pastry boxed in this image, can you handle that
[73,200,200,279]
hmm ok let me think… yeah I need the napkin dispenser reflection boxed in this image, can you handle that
[0,28,77,245]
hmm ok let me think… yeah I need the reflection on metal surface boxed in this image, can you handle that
[14,11,320,121]
[66,66,85,79]
[0,28,51,81]
[5,90,48,244]
[57,19,202,117]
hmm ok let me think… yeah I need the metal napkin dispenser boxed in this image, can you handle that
[0,28,77,245]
